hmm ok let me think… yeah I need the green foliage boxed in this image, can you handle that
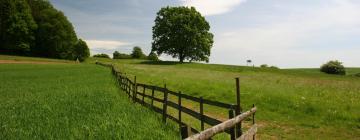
[0,63,178,139]
[73,39,89,62]
[260,64,268,68]
[320,60,346,75]
[0,0,89,61]
[354,73,360,77]
[131,46,146,59]
[152,6,213,63]
[148,52,159,61]
[93,53,110,58]
[0,0,37,55]
[113,51,131,59]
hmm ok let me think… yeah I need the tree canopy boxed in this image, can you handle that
[152,6,213,63]
[0,0,89,61]
[131,46,146,59]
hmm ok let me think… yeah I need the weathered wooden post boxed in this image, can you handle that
[229,109,236,140]
[162,84,168,122]
[142,86,145,104]
[151,86,155,108]
[200,97,204,131]
[133,76,137,102]
[235,77,242,137]
[181,125,190,139]
[178,91,182,127]
[252,104,256,140]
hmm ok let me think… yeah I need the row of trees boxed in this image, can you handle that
[93,47,159,61]
[0,0,89,61]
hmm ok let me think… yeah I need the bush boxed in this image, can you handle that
[320,60,346,75]
[113,51,131,59]
[148,52,159,61]
[260,64,268,68]
[93,53,110,58]
[131,46,146,59]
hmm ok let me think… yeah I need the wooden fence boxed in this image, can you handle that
[96,62,257,140]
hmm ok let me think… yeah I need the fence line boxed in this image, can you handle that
[96,62,257,140]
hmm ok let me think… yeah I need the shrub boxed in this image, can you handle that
[148,52,159,61]
[93,53,110,58]
[113,51,131,59]
[320,60,346,75]
[260,64,268,68]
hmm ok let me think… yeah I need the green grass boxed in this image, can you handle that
[0,61,179,139]
[90,58,360,139]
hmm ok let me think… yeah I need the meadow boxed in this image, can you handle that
[91,58,360,139]
[0,58,179,139]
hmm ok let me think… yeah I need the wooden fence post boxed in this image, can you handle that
[133,76,137,102]
[200,97,204,131]
[162,84,168,122]
[229,109,236,140]
[181,125,190,139]
[235,77,242,137]
[151,86,155,108]
[252,104,256,140]
[142,86,145,104]
[178,91,182,127]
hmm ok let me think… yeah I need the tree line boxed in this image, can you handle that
[0,0,89,61]
[93,46,159,61]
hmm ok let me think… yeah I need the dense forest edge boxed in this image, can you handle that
[0,0,89,61]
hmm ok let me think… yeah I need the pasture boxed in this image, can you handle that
[0,57,179,139]
[91,58,360,139]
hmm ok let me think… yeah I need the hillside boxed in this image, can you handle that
[92,58,360,139]
[0,56,179,139]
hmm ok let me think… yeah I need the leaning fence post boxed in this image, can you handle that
[200,97,204,131]
[162,84,168,122]
[235,77,242,137]
[229,109,236,140]
[133,76,137,102]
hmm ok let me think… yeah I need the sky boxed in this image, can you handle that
[49,0,360,68]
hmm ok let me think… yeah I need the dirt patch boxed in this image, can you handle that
[0,60,72,64]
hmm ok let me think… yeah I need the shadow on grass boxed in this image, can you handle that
[139,60,188,65]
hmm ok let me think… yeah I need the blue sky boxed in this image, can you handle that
[50,0,359,68]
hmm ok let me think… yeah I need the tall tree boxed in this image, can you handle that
[152,6,213,63]
[73,39,90,62]
[131,46,145,59]
[27,0,78,59]
[0,0,37,55]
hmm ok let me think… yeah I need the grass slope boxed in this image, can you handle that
[0,61,178,139]
[91,58,360,140]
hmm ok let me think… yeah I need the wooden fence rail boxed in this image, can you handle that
[96,62,257,140]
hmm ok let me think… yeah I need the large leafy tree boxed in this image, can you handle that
[73,39,90,62]
[0,0,37,55]
[27,0,78,59]
[152,6,213,63]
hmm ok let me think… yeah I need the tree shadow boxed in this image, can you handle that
[139,61,185,65]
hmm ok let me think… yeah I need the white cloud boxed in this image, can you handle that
[181,0,247,16]
[85,40,131,50]
[211,0,360,67]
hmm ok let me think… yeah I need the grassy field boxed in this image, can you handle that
[90,58,360,139]
[0,59,179,139]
